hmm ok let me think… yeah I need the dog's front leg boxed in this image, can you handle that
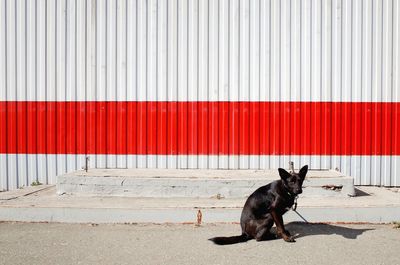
[270,210,295,242]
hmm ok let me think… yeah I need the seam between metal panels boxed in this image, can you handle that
[5,0,9,190]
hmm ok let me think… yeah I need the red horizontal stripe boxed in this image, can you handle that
[0,101,399,155]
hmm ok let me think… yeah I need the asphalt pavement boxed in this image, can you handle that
[0,222,399,265]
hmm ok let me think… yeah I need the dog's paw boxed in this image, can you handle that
[283,236,296,243]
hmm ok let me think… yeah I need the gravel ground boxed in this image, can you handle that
[0,222,399,265]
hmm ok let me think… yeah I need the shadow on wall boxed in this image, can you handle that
[284,222,374,240]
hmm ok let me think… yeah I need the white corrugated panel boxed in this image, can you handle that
[0,0,399,191]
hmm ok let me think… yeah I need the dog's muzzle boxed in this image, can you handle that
[295,189,302,195]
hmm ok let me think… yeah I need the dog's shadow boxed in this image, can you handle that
[281,222,374,240]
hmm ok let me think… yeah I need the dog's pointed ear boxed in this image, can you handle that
[278,168,291,181]
[299,165,309,179]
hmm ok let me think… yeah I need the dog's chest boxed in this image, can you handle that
[265,192,295,213]
[277,196,295,213]
[284,199,295,212]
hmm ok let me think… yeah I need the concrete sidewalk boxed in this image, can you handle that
[1,222,399,265]
[0,185,399,224]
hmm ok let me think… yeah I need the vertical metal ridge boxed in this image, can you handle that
[0,0,7,190]
[392,0,400,186]
[381,0,393,186]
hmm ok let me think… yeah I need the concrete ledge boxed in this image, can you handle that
[57,169,355,198]
[2,206,399,224]
[1,186,399,224]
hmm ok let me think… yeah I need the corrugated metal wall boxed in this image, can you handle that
[0,0,399,190]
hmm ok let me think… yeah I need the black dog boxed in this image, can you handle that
[209,165,308,244]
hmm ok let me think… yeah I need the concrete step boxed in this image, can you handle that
[57,169,355,198]
[1,186,399,223]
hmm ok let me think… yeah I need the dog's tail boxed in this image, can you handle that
[209,234,249,245]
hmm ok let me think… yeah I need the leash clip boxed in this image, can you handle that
[291,195,298,211]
